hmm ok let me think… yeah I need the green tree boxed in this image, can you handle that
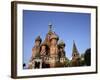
[84,48,91,66]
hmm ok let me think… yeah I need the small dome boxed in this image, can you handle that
[48,22,52,26]
[58,40,65,47]
[35,36,42,42]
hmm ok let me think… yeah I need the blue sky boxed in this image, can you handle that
[23,10,91,66]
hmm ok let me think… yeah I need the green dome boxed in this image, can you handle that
[58,40,65,47]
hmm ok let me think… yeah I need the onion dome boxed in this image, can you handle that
[50,32,59,41]
[58,40,65,47]
[40,41,49,50]
[35,36,42,43]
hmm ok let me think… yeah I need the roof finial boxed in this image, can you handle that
[48,22,52,32]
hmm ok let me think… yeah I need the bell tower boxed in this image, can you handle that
[71,40,80,66]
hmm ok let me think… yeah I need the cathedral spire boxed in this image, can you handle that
[72,40,79,55]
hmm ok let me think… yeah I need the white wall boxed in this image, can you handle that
[0,0,100,80]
